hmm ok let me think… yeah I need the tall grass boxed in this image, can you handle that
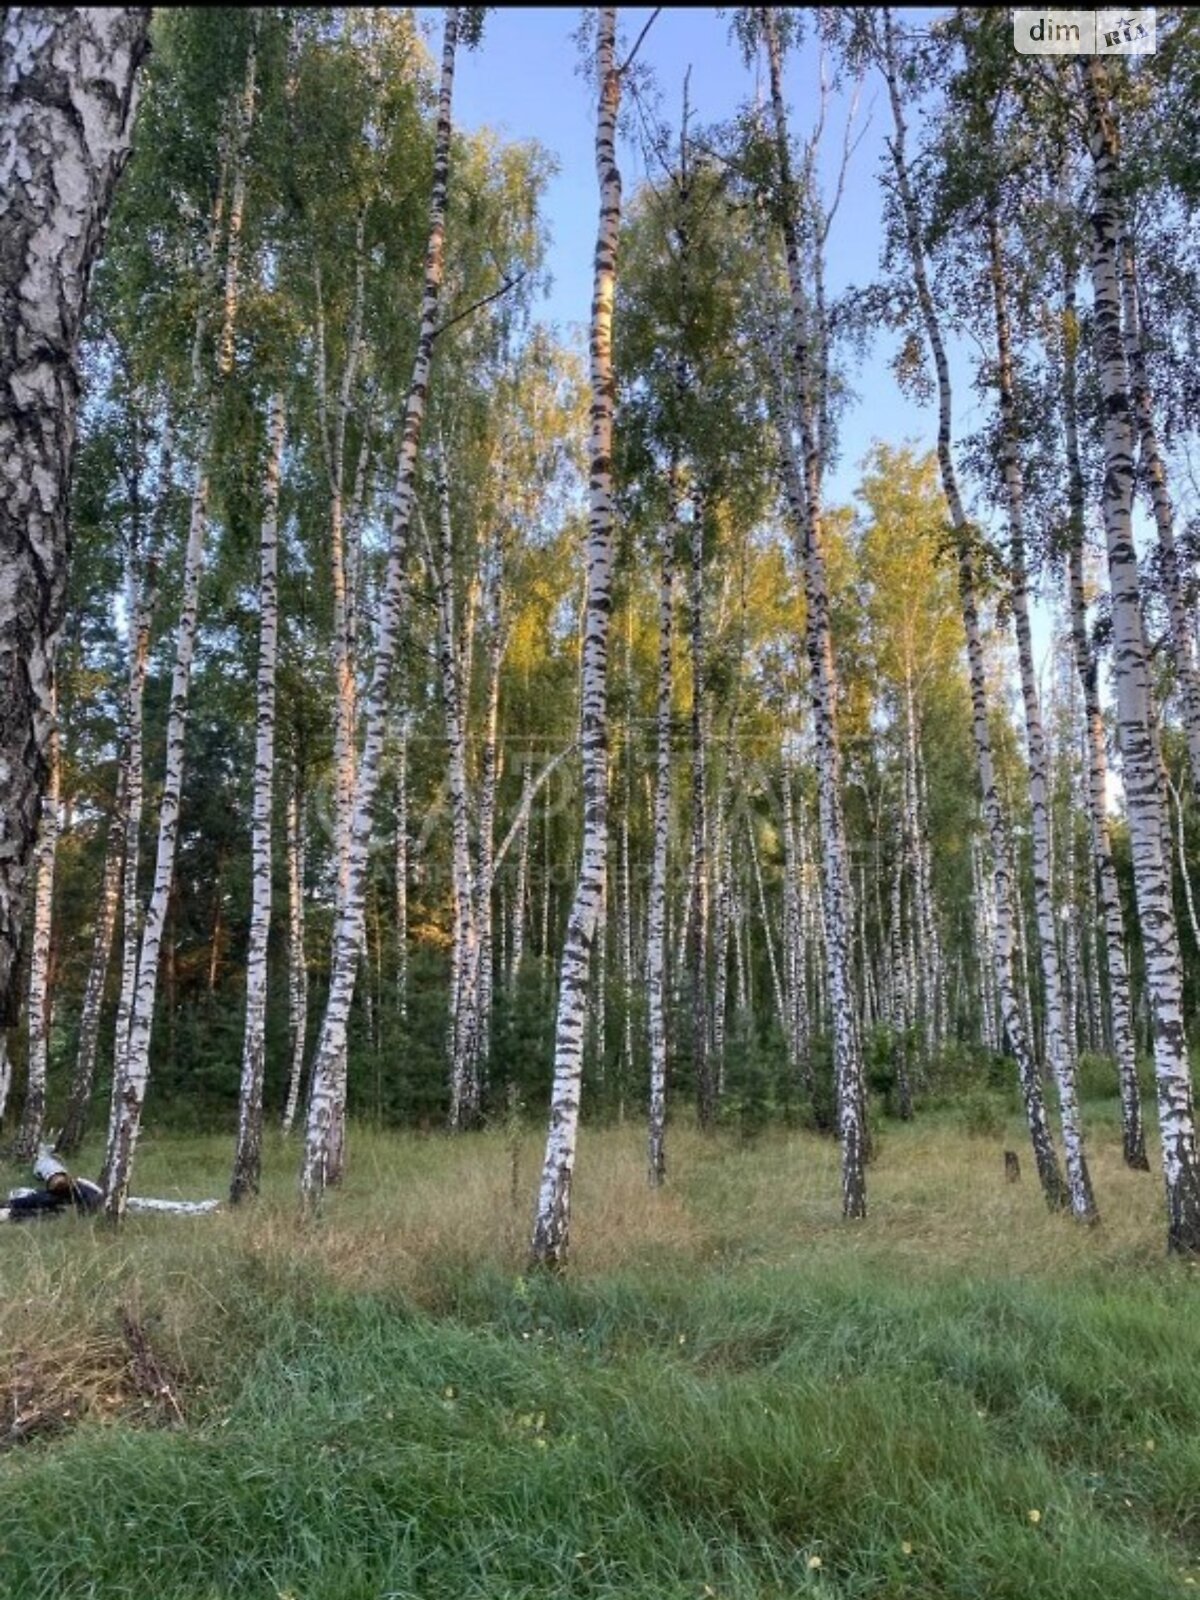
[2,1112,1199,1598]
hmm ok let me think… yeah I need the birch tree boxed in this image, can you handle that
[530,5,624,1270]
[1080,56,1200,1253]
[231,392,286,1203]
[0,7,150,1027]
[759,4,867,1216]
[301,6,464,1206]
[873,6,1066,1207]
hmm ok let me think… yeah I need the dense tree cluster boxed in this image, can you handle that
[3,6,1200,1258]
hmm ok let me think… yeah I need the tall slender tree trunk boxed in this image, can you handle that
[301,7,459,1207]
[14,713,59,1159]
[1062,248,1147,1170]
[1081,57,1200,1251]
[510,759,533,988]
[394,722,409,1022]
[763,6,866,1216]
[530,5,621,1269]
[102,33,257,1221]
[0,8,149,1027]
[57,776,125,1155]
[1119,238,1200,798]
[281,766,308,1134]
[988,211,1097,1222]
[880,7,1065,1206]
[647,490,676,1186]
[688,498,713,1126]
[231,393,286,1203]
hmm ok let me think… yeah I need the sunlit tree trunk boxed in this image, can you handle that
[0,7,149,1027]
[14,712,59,1159]
[880,7,1065,1207]
[988,210,1096,1222]
[301,7,459,1207]
[530,5,621,1269]
[231,393,286,1203]
[1082,57,1200,1249]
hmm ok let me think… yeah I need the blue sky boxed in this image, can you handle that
[445,6,963,511]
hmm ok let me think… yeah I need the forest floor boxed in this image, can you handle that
[2,1096,1199,1598]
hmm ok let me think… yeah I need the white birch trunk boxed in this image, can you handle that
[102,29,258,1221]
[1082,57,1200,1248]
[14,714,59,1160]
[1119,238,1200,799]
[231,393,286,1203]
[764,6,866,1215]
[530,5,621,1269]
[988,211,1097,1223]
[57,773,124,1155]
[647,497,676,1186]
[0,7,149,1027]
[300,7,459,1206]
[880,7,1066,1207]
[281,768,308,1134]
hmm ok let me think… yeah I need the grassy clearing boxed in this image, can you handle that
[2,1108,1200,1598]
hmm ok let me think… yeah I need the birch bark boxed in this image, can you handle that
[56,773,124,1154]
[763,6,866,1215]
[1062,250,1147,1170]
[14,713,59,1160]
[879,7,1065,1206]
[300,7,459,1206]
[530,5,621,1269]
[1081,57,1200,1250]
[281,767,308,1134]
[647,492,676,1187]
[103,33,257,1221]
[0,7,150,1026]
[231,393,286,1203]
[988,211,1097,1222]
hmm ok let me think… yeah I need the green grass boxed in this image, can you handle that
[2,1113,1200,1598]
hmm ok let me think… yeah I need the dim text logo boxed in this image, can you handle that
[1013,9,1156,54]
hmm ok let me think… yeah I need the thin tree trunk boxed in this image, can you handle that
[688,498,712,1125]
[510,759,532,988]
[57,774,125,1155]
[880,7,1065,1207]
[281,766,308,1134]
[988,210,1097,1222]
[231,393,286,1203]
[1120,237,1200,799]
[647,491,676,1187]
[1082,57,1200,1248]
[14,714,60,1160]
[394,722,409,1022]
[530,5,621,1269]
[764,6,866,1216]
[301,7,459,1207]
[102,34,256,1221]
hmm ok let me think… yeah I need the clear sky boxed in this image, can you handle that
[444,5,962,510]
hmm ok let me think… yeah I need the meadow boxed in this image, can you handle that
[3,1098,1200,1599]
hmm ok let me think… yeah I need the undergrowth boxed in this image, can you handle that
[1,1113,1198,1598]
